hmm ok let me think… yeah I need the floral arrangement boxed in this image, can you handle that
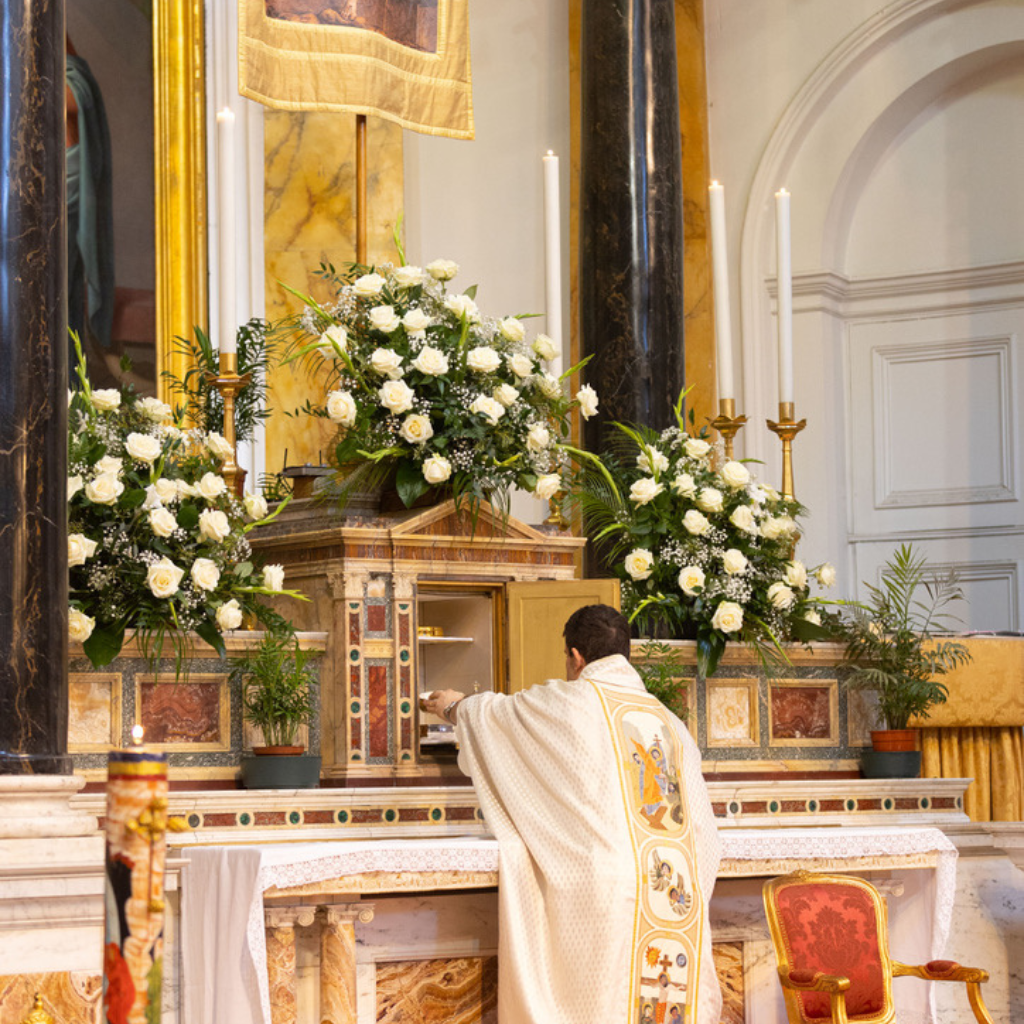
[580,406,836,676]
[283,253,598,511]
[68,341,301,669]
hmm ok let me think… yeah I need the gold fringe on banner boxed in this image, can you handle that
[238,0,474,139]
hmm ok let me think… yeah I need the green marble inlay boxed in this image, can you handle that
[883,797,894,810]
[400,700,410,714]
[350,603,359,610]
[384,808,397,822]
[238,812,251,826]
[398,603,409,611]
[768,800,780,814]
[400,751,412,761]
[187,813,201,829]
[349,649,360,662]
[430,807,443,821]
[807,800,819,813]
[351,700,361,715]
[289,811,301,825]
[845,799,857,812]
[351,752,362,761]
[399,649,410,662]
[337,810,350,824]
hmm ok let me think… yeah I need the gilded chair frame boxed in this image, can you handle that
[762,869,995,1024]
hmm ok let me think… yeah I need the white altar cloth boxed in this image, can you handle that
[180,827,956,1024]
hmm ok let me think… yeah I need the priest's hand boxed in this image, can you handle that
[420,689,464,723]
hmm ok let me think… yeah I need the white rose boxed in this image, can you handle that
[730,505,757,534]
[678,565,705,596]
[672,473,697,498]
[91,388,121,412]
[149,478,178,505]
[444,293,480,322]
[205,432,234,461]
[498,317,526,343]
[216,599,243,631]
[68,475,83,501]
[68,533,98,567]
[392,264,424,288]
[768,582,796,610]
[760,516,785,541]
[85,473,124,506]
[624,548,655,580]
[576,384,599,419]
[177,480,198,500]
[785,560,808,589]
[696,487,724,513]
[804,609,822,626]
[142,484,163,510]
[776,515,797,537]
[469,395,505,425]
[190,557,221,592]
[326,390,358,427]
[425,259,459,281]
[352,272,386,297]
[148,507,178,538]
[720,460,751,489]
[722,549,748,575]
[411,346,448,376]
[244,492,269,520]
[630,477,664,505]
[68,608,95,643]
[493,383,520,408]
[637,447,669,474]
[682,509,710,535]
[370,347,404,378]
[319,324,348,356]
[537,373,562,399]
[534,473,561,500]
[816,563,837,588]
[369,305,401,334]
[198,508,231,543]
[527,424,551,452]
[197,472,227,501]
[147,557,185,599]
[466,346,502,373]
[94,456,123,477]
[684,437,711,460]
[403,308,432,334]
[749,486,768,505]
[533,334,559,362]
[159,423,181,441]
[263,564,285,592]
[400,414,434,445]
[508,353,535,379]
[138,396,172,422]
[422,455,452,485]
[379,380,415,415]
[763,485,782,503]
[712,601,744,634]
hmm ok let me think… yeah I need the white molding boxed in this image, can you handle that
[849,524,1024,543]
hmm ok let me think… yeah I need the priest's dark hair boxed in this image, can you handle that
[563,604,631,664]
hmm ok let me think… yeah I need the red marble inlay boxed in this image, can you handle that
[303,810,335,825]
[858,799,882,810]
[770,685,833,740]
[445,806,477,821]
[742,801,768,814]
[138,681,221,744]
[350,665,361,700]
[932,797,955,809]
[712,803,728,816]
[349,611,361,646]
[254,811,287,826]
[368,665,389,758]
[398,613,410,645]
[351,808,382,823]
[399,665,411,700]
[819,800,845,812]
[399,807,429,822]
[350,715,362,752]
[201,813,237,827]
[401,717,412,750]
[895,798,920,810]
[781,800,806,813]
[367,604,386,632]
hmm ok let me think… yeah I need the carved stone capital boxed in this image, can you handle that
[323,902,376,929]
[265,905,317,930]
[392,573,416,601]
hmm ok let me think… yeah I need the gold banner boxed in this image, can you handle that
[238,0,474,139]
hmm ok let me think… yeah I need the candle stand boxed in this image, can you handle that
[766,402,806,500]
[711,398,747,461]
[206,350,251,497]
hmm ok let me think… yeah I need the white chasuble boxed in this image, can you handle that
[456,654,722,1024]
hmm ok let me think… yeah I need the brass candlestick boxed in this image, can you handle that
[206,350,251,497]
[766,401,806,500]
[710,397,748,461]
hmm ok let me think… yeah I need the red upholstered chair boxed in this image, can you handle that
[762,870,994,1024]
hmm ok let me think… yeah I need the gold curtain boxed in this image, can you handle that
[238,0,473,139]
[921,726,1024,822]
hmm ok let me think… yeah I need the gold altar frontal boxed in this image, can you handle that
[250,498,617,783]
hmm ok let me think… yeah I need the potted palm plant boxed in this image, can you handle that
[231,624,321,789]
[840,545,971,778]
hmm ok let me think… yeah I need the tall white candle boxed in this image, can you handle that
[774,188,793,405]
[542,151,563,376]
[707,181,734,401]
[216,107,237,356]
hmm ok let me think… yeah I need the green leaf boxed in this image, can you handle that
[120,488,147,510]
[83,625,126,668]
[464,284,478,300]
[234,561,254,579]
[176,503,199,529]
[335,436,362,465]
[196,619,226,660]
[395,459,430,507]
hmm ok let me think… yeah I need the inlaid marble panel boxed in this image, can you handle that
[848,688,880,747]
[68,673,121,750]
[713,941,745,1024]
[707,681,759,747]
[376,956,498,1024]
[368,664,390,759]
[136,674,229,749]
[768,682,838,746]
[0,971,101,1024]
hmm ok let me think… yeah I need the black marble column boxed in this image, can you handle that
[0,0,71,774]
[579,0,685,451]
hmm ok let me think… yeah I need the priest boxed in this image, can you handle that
[422,604,722,1024]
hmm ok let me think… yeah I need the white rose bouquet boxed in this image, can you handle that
[280,251,598,513]
[579,403,834,676]
[68,340,302,670]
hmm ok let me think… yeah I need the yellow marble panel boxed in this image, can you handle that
[0,972,101,1024]
[376,956,498,1024]
[713,941,745,1024]
[264,111,404,474]
[847,688,879,747]
[68,673,122,751]
[707,681,759,747]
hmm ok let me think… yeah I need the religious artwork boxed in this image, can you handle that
[706,682,759,747]
[622,711,685,831]
[265,0,439,53]
[637,938,691,1023]
[648,847,694,920]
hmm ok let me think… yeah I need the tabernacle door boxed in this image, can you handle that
[506,579,621,694]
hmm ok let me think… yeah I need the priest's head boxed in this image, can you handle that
[563,604,631,679]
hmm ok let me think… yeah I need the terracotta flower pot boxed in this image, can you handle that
[870,729,917,752]
[252,744,305,756]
